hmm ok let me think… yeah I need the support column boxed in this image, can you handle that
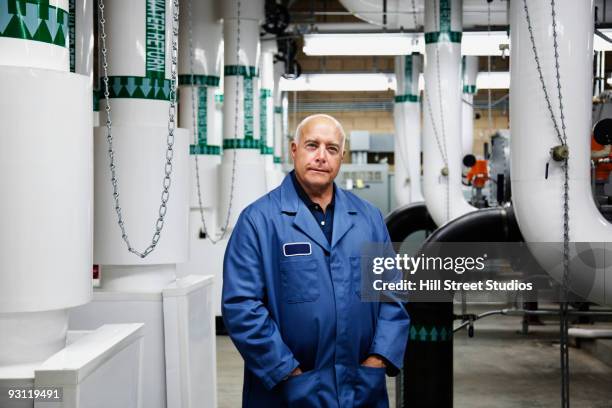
[273,59,286,184]
[422,0,474,226]
[462,55,478,157]
[261,40,278,190]
[394,53,424,206]
[219,0,266,230]
[178,0,223,236]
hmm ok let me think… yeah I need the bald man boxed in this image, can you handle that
[223,114,410,407]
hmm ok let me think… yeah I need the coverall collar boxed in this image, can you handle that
[280,171,356,251]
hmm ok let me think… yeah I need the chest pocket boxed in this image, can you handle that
[280,259,319,303]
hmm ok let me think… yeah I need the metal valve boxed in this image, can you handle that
[550,145,569,162]
[441,166,449,176]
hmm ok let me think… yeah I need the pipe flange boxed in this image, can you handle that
[441,166,449,177]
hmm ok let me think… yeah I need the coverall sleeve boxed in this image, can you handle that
[222,211,300,390]
[368,209,411,376]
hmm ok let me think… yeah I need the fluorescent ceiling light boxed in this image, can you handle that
[279,72,510,92]
[462,31,509,56]
[280,73,396,92]
[304,30,609,55]
[303,33,422,56]
[594,29,612,52]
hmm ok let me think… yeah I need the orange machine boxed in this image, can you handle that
[466,159,489,188]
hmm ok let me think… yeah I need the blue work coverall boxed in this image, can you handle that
[222,174,410,407]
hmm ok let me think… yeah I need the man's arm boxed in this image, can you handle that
[367,209,411,376]
[222,211,300,389]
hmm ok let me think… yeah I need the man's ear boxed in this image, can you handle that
[290,141,297,159]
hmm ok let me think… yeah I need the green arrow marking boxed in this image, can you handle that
[430,327,438,342]
[410,326,417,341]
[419,327,428,342]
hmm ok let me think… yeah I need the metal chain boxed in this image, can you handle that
[412,0,419,31]
[522,0,565,146]
[523,1,571,407]
[98,0,179,258]
[188,0,240,244]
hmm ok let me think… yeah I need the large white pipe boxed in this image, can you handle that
[423,0,476,226]
[261,40,278,190]
[94,0,189,279]
[462,55,478,156]
[0,0,92,366]
[0,0,70,70]
[273,60,285,175]
[511,0,612,303]
[394,53,424,206]
[219,0,266,230]
[178,0,223,235]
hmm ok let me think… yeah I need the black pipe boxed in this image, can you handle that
[386,205,522,408]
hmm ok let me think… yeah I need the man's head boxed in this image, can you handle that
[291,114,346,193]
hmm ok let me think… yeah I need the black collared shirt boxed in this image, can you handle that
[290,170,335,244]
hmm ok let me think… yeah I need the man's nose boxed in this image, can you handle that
[314,145,327,162]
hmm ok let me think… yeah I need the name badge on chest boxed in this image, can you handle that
[283,242,312,257]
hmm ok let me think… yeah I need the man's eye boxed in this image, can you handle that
[328,147,338,153]
[306,143,317,149]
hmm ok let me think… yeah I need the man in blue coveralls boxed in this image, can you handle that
[222,114,410,407]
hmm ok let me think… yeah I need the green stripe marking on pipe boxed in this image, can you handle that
[100,76,173,101]
[463,85,477,94]
[409,325,452,342]
[260,87,272,154]
[189,85,221,156]
[224,65,260,149]
[424,0,461,44]
[190,145,221,155]
[274,156,282,164]
[1,0,68,47]
[178,75,220,87]
[215,94,224,103]
[274,106,282,114]
[145,0,165,79]
[68,0,74,71]
[223,138,261,149]
[224,65,258,78]
[394,94,420,103]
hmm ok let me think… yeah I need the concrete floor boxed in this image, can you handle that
[217,308,612,407]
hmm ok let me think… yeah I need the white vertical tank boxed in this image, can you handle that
[462,55,478,157]
[178,0,223,237]
[0,0,93,367]
[394,53,424,206]
[93,0,189,277]
[422,0,476,226]
[219,0,266,230]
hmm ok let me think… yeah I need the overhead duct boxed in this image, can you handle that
[422,0,476,227]
[219,0,266,230]
[462,55,478,156]
[510,0,612,304]
[394,53,424,206]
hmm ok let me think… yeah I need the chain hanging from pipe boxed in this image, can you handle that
[188,0,241,244]
[423,0,450,221]
[98,0,180,258]
[522,1,571,406]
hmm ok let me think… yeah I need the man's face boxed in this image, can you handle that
[291,118,344,191]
